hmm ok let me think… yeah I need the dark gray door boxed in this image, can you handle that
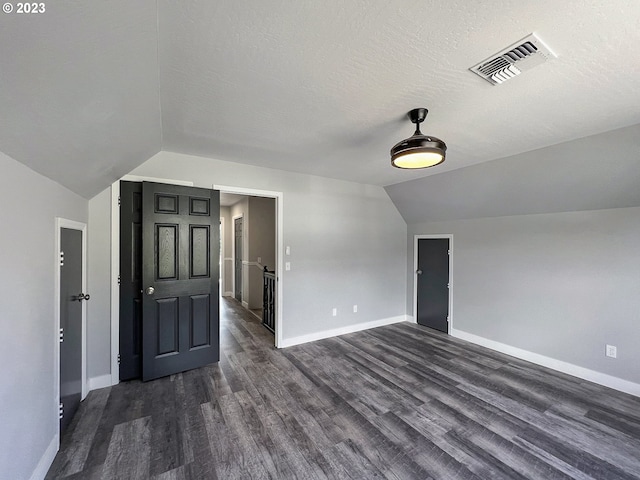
[416,238,450,333]
[142,182,220,381]
[60,228,84,435]
[234,217,243,302]
[119,181,142,380]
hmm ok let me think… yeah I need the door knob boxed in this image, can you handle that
[78,293,90,301]
[416,270,422,275]
[146,286,155,295]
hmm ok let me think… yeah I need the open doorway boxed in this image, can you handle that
[110,178,284,387]
[221,190,278,345]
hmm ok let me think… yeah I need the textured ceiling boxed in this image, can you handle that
[1,0,639,200]
[157,0,640,187]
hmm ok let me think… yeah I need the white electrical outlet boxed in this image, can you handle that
[257,256,261,264]
[606,344,617,358]
[285,262,291,271]
[332,308,337,316]
[286,246,291,255]
[353,305,358,313]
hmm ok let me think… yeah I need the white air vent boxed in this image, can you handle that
[470,33,557,85]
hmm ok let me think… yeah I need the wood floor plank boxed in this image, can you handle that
[45,388,110,478]
[101,416,152,480]
[48,297,640,479]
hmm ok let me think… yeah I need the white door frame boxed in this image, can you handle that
[231,213,244,305]
[110,177,285,386]
[413,234,453,333]
[54,217,88,445]
[216,185,284,348]
[219,216,225,297]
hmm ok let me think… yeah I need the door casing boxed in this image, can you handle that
[413,234,453,333]
[111,177,286,386]
[216,184,284,347]
[54,218,87,445]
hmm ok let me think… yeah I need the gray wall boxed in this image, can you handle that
[85,150,406,372]
[248,197,276,309]
[387,124,640,225]
[407,206,640,384]
[0,152,87,480]
[220,206,232,296]
[88,189,112,380]
[130,152,407,340]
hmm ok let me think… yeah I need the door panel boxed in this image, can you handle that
[119,181,143,380]
[142,182,220,381]
[416,238,450,333]
[60,227,83,435]
[190,295,210,348]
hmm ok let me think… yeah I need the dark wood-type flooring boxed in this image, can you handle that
[47,298,640,479]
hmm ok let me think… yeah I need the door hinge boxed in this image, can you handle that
[59,403,64,419]
[59,251,64,267]
[118,195,121,207]
[59,328,64,343]
[117,275,121,286]
[117,354,121,365]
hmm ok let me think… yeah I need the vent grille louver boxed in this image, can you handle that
[470,34,556,85]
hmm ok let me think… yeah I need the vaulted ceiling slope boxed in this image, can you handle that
[1,1,639,200]
[386,124,640,224]
[0,1,161,198]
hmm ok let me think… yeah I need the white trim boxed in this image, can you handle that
[215,184,278,199]
[219,216,225,296]
[223,291,233,297]
[231,213,244,304]
[217,184,284,348]
[242,300,250,309]
[121,174,193,186]
[451,328,640,398]
[88,374,113,392]
[29,434,58,480]
[110,183,119,387]
[413,234,453,334]
[280,315,410,348]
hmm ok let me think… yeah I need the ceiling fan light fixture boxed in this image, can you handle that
[391,108,446,169]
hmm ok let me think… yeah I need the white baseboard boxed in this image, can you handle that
[89,374,114,392]
[222,291,233,297]
[451,328,640,398]
[241,301,249,309]
[406,315,416,324]
[30,434,58,480]
[280,315,409,348]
